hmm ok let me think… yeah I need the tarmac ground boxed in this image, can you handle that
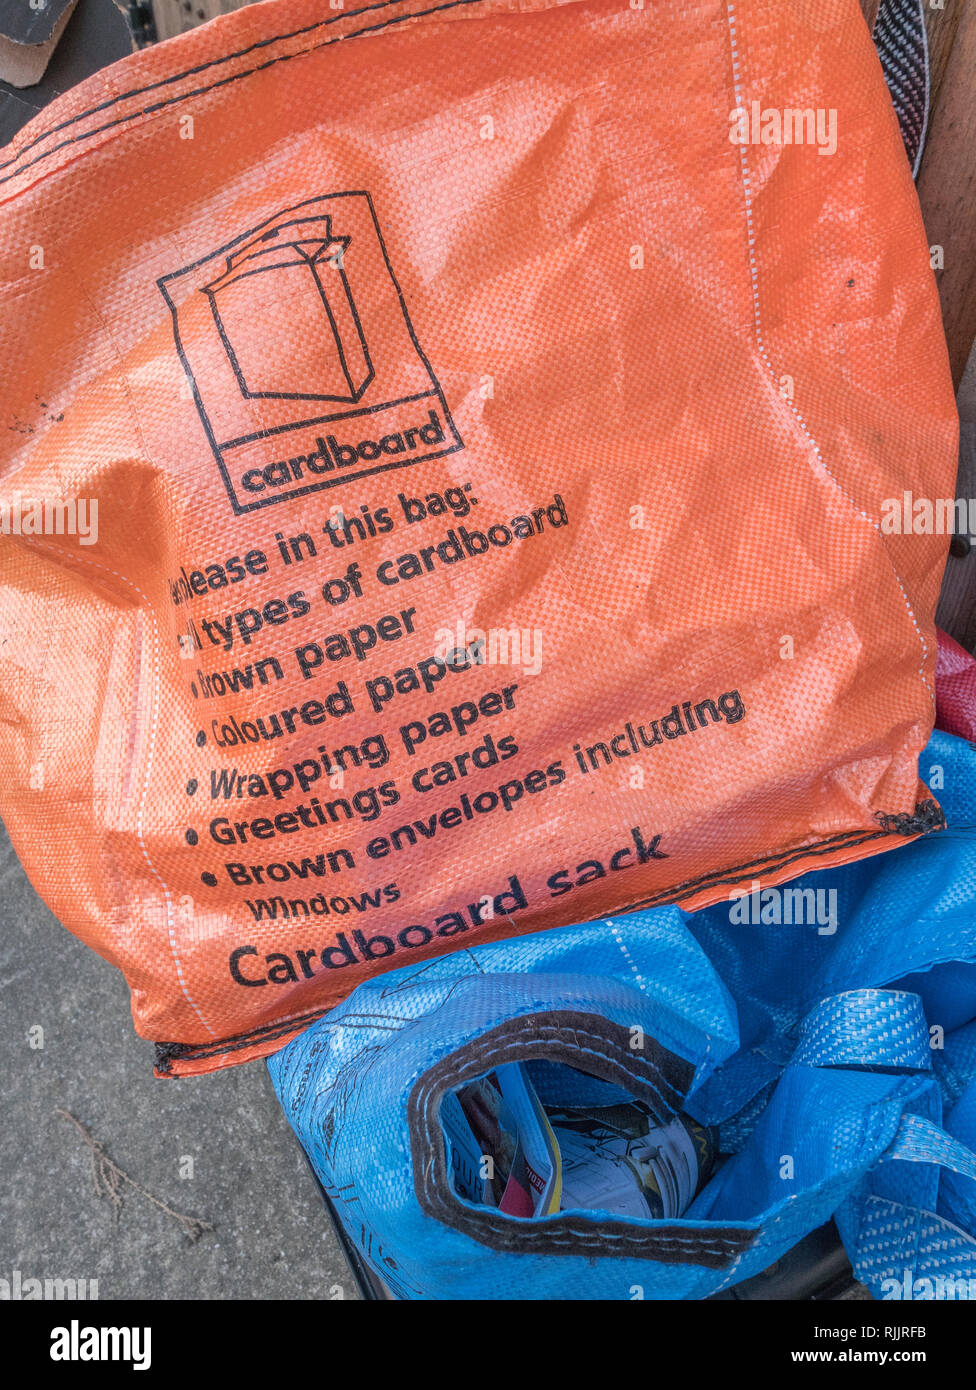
[0,822,353,1301]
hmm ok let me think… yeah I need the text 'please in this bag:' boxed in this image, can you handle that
[0,0,957,1073]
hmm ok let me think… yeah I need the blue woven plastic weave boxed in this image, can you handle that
[270,730,976,1300]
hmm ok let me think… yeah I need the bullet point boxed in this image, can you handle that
[196,731,206,747]
[186,779,198,795]
[185,829,198,846]
[201,871,217,887]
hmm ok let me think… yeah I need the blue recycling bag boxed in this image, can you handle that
[269,730,976,1299]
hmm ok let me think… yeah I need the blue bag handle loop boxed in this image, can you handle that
[879,1113,976,1185]
[793,991,976,1195]
[798,1018,976,1295]
[793,988,933,1071]
[845,1115,976,1294]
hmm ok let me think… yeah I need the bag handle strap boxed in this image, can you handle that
[879,1112,976,1186]
[873,0,931,178]
[793,988,933,1071]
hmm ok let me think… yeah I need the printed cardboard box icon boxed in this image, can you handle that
[202,213,373,402]
[160,191,463,514]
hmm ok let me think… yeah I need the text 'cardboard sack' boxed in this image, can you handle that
[0,0,957,1073]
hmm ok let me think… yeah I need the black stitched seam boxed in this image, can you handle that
[412,1022,726,1252]
[414,1018,689,1217]
[152,817,937,1065]
[413,1019,691,1116]
[0,0,494,193]
[407,1013,755,1263]
[0,0,406,175]
[154,1006,330,1066]
[630,829,887,909]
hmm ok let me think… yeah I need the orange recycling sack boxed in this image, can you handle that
[0,0,957,1074]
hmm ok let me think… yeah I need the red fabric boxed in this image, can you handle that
[936,629,976,742]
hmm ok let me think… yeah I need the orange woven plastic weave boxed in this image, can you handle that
[0,0,957,1074]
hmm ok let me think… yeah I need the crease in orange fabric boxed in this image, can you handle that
[0,0,957,1075]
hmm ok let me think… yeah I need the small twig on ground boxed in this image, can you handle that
[55,1108,215,1242]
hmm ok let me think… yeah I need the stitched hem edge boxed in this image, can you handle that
[153,809,942,1072]
[405,1010,756,1265]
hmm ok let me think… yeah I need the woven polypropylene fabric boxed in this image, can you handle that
[873,0,930,175]
[849,1200,976,1295]
[936,628,976,743]
[792,989,932,1071]
[270,731,976,1300]
[0,0,958,1074]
